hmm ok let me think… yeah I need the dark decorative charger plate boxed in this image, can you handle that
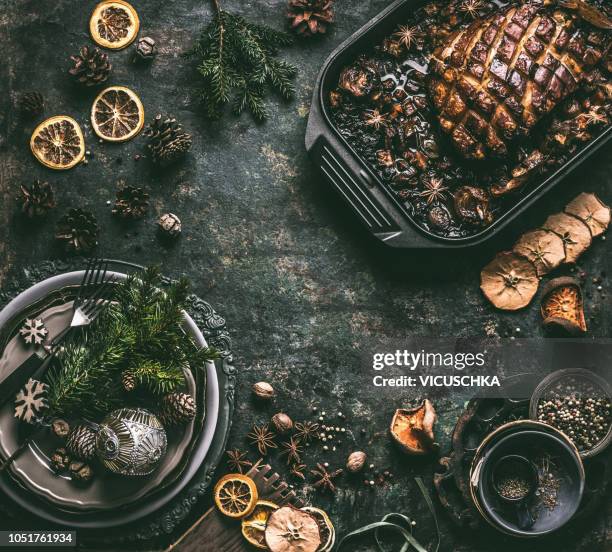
[434,374,612,537]
[0,259,236,546]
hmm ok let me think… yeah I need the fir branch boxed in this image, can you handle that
[44,267,219,420]
[189,0,296,121]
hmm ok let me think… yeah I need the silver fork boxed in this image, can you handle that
[44,258,117,356]
[0,259,117,472]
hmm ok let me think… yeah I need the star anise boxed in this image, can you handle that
[248,423,278,455]
[393,25,423,49]
[226,449,252,473]
[418,177,449,205]
[294,421,320,443]
[311,463,343,492]
[578,108,608,128]
[459,0,485,19]
[364,109,387,130]
[280,437,303,465]
[290,463,307,480]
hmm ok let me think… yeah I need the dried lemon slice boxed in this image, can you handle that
[241,500,279,549]
[90,0,139,50]
[91,86,144,142]
[214,474,258,519]
[30,116,85,170]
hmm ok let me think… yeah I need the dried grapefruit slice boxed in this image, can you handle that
[241,500,279,549]
[480,251,539,311]
[214,474,258,519]
[91,86,144,142]
[30,116,85,170]
[90,0,139,50]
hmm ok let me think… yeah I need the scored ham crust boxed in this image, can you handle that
[428,2,610,160]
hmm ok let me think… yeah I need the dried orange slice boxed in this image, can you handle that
[241,500,279,549]
[30,116,85,170]
[214,474,258,519]
[90,0,139,50]
[91,86,144,142]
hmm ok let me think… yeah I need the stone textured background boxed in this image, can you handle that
[0,0,610,550]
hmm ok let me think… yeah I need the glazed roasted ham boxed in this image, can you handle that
[428,2,610,160]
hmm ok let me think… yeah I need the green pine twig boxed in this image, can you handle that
[189,0,297,121]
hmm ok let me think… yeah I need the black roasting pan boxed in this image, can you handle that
[305,0,612,249]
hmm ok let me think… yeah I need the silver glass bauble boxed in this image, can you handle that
[96,408,167,476]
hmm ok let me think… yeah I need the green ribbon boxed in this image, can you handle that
[336,477,441,552]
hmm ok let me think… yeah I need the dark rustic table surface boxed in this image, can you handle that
[0,0,610,551]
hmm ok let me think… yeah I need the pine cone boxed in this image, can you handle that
[161,392,196,426]
[122,370,136,392]
[55,208,99,255]
[112,185,149,219]
[18,180,56,218]
[66,425,97,461]
[287,0,334,37]
[18,92,44,116]
[145,114,192,166]
[68,46,112,87]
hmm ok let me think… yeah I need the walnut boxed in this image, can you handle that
[346,451,367,473]
[271,412,293,434]
[252,381,275,400]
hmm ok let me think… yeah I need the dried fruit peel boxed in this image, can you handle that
[90,0,140,50]
[480,251,539,311]
[390,399,437,455]
[543,212,592,264]
[513,229,566,277]
[541,277,587,334]
[30,116,85,170]
[565,192,611,237]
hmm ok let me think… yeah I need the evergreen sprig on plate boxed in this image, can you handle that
[45,267,219,419]
[189,0,297,121]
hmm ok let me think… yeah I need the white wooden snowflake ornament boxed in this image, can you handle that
[19,318,48,346]
[14,378,49,424]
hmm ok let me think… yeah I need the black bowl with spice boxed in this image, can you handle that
[471,421,585,538]
[529,368,612,459]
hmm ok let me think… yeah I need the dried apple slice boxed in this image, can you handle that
[541,277,587,335]
[390,399,437,455]
[480,251,539,310]
[242,500,279,549]
[265,506,321,552]
[513,229,566,277]
[565,192,611,237]
[543,213,592,264]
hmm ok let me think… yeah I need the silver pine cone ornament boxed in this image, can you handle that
[112,185,149,219]
[18,91,44,116]
[66,424,97,461]
[161,392,196,426]
[96,408,167,476]
[145,114,192,166]
[55,208,99,254]
[18,180,56,218]
[287,0,334,37]
[68,46,112,87]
